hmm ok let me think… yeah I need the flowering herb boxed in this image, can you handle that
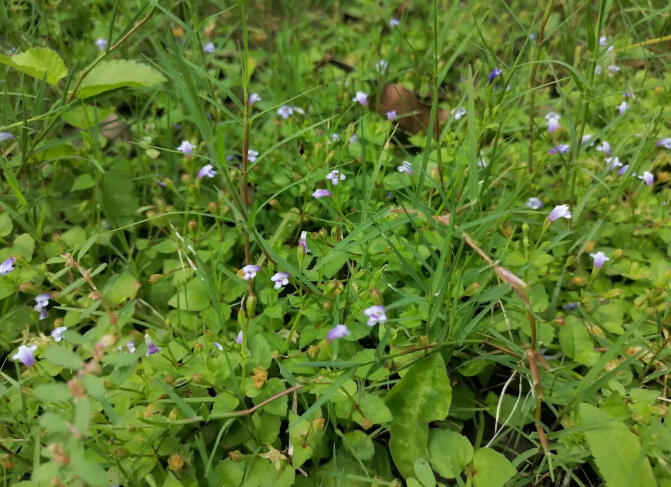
[616,101,628,115]
[352,91,368,105]
[247,149,259,162]
[127,341,136,353]
[177,141,195,156]
[638,171,654,186]
[299,231,310,253]
[248,93,261,105]
[271,272,290,289]
[0,256,16,275]
[363,305,387,327]
[608,65,621,73]
[327,324,350,342]
[34,293,51,321]
[657,138,671,149]
[312,189,332,199]
[213,342,223,351]
[12,345,37,367]
[241,264,261,280]
[548,204,572,222]
[451,107,466,120]
[376,60,388,73]
[526,197,543,210]
[397,161,413,175]
[488,67,502,82]
[590,251,610,268]
[145,334,161,356]
[596,141,611,155]
[235,331,243,344]
[202,42,215,53]
[605,157,622,170]
[548,144,570,155]
[50,326,67,342]
[545,112,561,134]
[386,110,397,120]
[326,170,346,186]
[95,38,107,51]
[277,105,293,119]
[389,18,400,27]
[197,164,217,179]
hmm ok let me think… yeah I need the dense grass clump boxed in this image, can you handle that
[1,1,671,486]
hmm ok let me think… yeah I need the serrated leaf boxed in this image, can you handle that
[0,48,67,85]
[472,448,516,487]
[385,353,452,479]
[75,60,166,98]
[579,403,656,487]
[428,429,473,478]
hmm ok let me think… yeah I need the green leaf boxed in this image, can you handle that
[385,353,452,479]
[428,429,473,478]
[343,430,375,461]
[33,383,71,402]
[45,344,84,370]
[0,212,13,238]
[579,403,656,487]
[358,393,393,425]
[101,164,139,227]
[75,60,166,98]
[559,315,600,365]
[472,448,516,487]
[168,277,210,311]
[71,174,96,192]
[13,233,35,262]
[104,271,139,305]
[0,48,67,85]
[413,458,436,487]
[60,104,114,130]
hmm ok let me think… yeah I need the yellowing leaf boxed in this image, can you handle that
[0,47,67,85]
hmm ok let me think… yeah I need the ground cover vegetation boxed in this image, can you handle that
[1,0,671,486]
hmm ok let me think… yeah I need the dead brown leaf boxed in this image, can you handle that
[374,83,448,137]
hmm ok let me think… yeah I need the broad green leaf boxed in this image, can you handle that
[343,430,375,461]
[71,174,96,192]
[358,393,393,425]
[579,403,656,487]
[33,383,71,402]
[385,353,452,479]
[0,48,67,85]
[61,104,114,130]
[472,448,516,487]
[101,169,139,227]
[104,271,139,305]
[559,315,599,365]
[76,60,166,98]
[168,277,209,311]
[13,233,35,261]
[413,458,436,487]
[45,344,84,369]
[0,213,13,238]
[428,429,473,478]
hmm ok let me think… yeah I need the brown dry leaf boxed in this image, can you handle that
[374,83,448,137]
[100,113,128,142]
[172,26,185,38]
[252,365,267,389]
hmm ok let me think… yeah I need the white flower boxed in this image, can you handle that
[352,91,368,106]
[326,170,346,185]
[451,107,466,120]
[397,161,413,175]
[526,197,543,210]
[271,272,290,289]
[50,326,67,343]
[616,101,628,115]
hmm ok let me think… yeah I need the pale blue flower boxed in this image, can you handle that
[327,324,350,342]
[177,141,195,156]
[596,141,611,155]
[594,65,603,75]
[299,231,310,253]
[312,189,332,199]
[248,149,259,162]
[127,341,136,353]
[363,305,387,327]
[617,164,629,175]
[145,334,161,356]
[616,101,628,115]
[638,171,654,186]
[451,107,466,120]
[326,170,346,185]
[213,341,223,351]
[657,138,671,149]
[271,272,290,289]
[352,91,368,106]
[389,18,400,27]
[545,112,561,134]
[605,157,622,170]
[348,134,358,143]
[608,65,621,73]
[549,144,570,154]
[235,331,243,344]
[249,93,261,105]
[197,164,217,179]
[376,60,388,73]
[0,256,16,275]
[590,251,609,268]
[242,264,261,280]
[203,42,215,53]
[0,132,14,142]
[548,204,571,222]
[397,161,413,175]
[95,38,107,51]
[51,326,67,342]
[277,105,293,119]
[12,345,37,367]
[386,110,397,120]
[526,197,543,210]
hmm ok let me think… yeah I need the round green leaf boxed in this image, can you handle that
[428,429,473,478]
[472,448,516,487]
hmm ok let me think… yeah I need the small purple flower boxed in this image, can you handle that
[596,141,611,155]
[127,341,136,353]
[271,272,290,289]
[488,67,502,82]
[397,161,413,175]
[327,324,350,342]
[548,204,571,222]
[376,60,388,73]
[312,189,332,199]
[0,257,16,275]
[0,132,14,142]
[638,171,654,186]
[177,141,195,156]
[326,170,346,185]
[389,18,400,28]
[477,158,488,168]
[605,157,622,170]
[529,33,537,40]
[451,107,466,120]
[545,112,561,134]
[594,65,603,75]
[624,91,634,98]
[526,197,543,210]
[348,134,358,143]
[352,91,368,106]
[617,164,629,176]
[581,134,594,146]
[12,345,37,367]
[213,341,223,351]
[563,302,579,311]
[203,42,215,53]
[145,334,161,356]
[590,251,609,268]
[549,144,570,155]
[34,293,51,321]
[51,326,67,342]
[386,110,397,121]
[235,331,243,344]
[248,93,261,105]
[197,164,217,179]
[616,101,628,115]
[299,231,310,253]
[248,149,259,162]
[657,138,671,149]
[242,264,261,280]
[277,105,293,119]
[331,133,340,142]
[608,65,621,73]
[599,36,607,46]
[363,305,387,327]
[95,38,108,51]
